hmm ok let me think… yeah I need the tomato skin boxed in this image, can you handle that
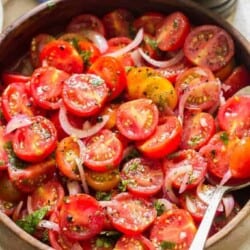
[121,157,164,197]
[40,40,84,74]
[222,65,250,99]
[30,179,65,214]
[1,82,35,121]
[85,168,120,191]
[66,14,105,35]
[1,72,31,86]
[102,9,134,38]
[62,74,109,117]
[107,192,157,235]
[84,129,123,172]
[8,158,56,193]
[217,95,250,138]
[150,209,196,249]
[59,194,105,240]
[136,116,182,159]
[12,116,57,163]
[180,112,216,150]
[88,56,127,101]
[184,25,235,72]
[156,11,190,51]
[114,234,155,250]
[30,66,69,110]
[0,126,12,171]
[116,99,159,141]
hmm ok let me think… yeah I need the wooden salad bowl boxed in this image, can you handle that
[0,0,249,249]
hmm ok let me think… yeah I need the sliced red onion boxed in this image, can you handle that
[155,198,175,211]
[163,165,192,204]
[58,105,109,138]
[82,30,108,53]
[67,180,82,195]
[130,49,144,66]
[220,169,233,186]
[106,28,144,58]
[72,243,83,250]
[138,48,184,68]
[26,196,33,215]
[12,201,23,221]
[38,220,60,232]
[222,194,235,217]
[5,115,33,134]
[179,169,192,194]
[185,195,197,214]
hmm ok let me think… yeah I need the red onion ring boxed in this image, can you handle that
[5,115,33,134]
[12,201,24,221]
[138,48,184,68]
[222,194,235,217]
[58,105,109,138]
[27,196,33,215]
[106,28,144,58]
[185,195,197,214]
[67,180,82,195]
[220,169,233,186]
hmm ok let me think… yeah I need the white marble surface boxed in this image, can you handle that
[0,0,249,250]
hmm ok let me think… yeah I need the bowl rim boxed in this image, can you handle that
[0,0,249,249]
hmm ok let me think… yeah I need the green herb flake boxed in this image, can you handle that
[118,179,131,192]
[80,50,92,67]
[145,36,158,50]
[90,77,103,86]
[220,132,229,145]
[154,200,166,216]
[16,207,49,234]
[188,134,203,147]
[160,240,176,250]
[95,191,112,201]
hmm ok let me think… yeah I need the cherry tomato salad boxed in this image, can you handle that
[0,8,250,250]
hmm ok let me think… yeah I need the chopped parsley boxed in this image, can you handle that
[220,132,229,145]
[154,200,166,216]
[160,241,176,250]
[95,191,112,201]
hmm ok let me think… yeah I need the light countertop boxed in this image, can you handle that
[0,0,250,250]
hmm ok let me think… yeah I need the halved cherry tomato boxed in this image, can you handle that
[100,104,118,129]
[66,14,105,36]
[180,112,216,150]
[102,9,134,38]
[85,168,120,191]
[12,116,57,163]
[121,157,164,197]
[222,65,250,98]
[59,194,105,240]
[199,131,236,179]
[1,72,31,86]
[1,82,35,121]
[8,158,56,193]
[56,136,81,180]
[141,33,162,60]
[133,12,164,36]
[156,11,190,51]
[184,25,235,72]
[30,66,69,110]
[116,98,159,141]
[175,66,215,97]
[163,149,207,191]
[126,66,158,99]
[150,209,196,249]
[62,74,109,117]
[214,58,235,81]
[107,192,157,235]
[30,33,55,68]
[217,95,250,138]
[0,126,12,170]
[84,129,123,172]
[30,179,65,214]
[88,56,127,101]
[114,234,155,250]
[40,40,84,74]
[136,116,182,158]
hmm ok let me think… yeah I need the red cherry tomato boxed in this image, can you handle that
[30,179,65,214]
[217,95,250,138]
[102,8,134,38]
[40,40,84,74]
[66,14,105,36]
[0,126,12,170]
[62,74,109,117]
[115,234,155,250]
[12,116,57,163]
[184,25,235,72]
[180,112,216,150]
[59,194,105,240]
[84,129,123,172]
[156,12,190,51]
[116,99,159,141]
[150,209,196,249]
[107,192,157,235]
[30,66,69,110]
[136,115,182,159]
[88,56,127,101]
[121,157,164,197]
